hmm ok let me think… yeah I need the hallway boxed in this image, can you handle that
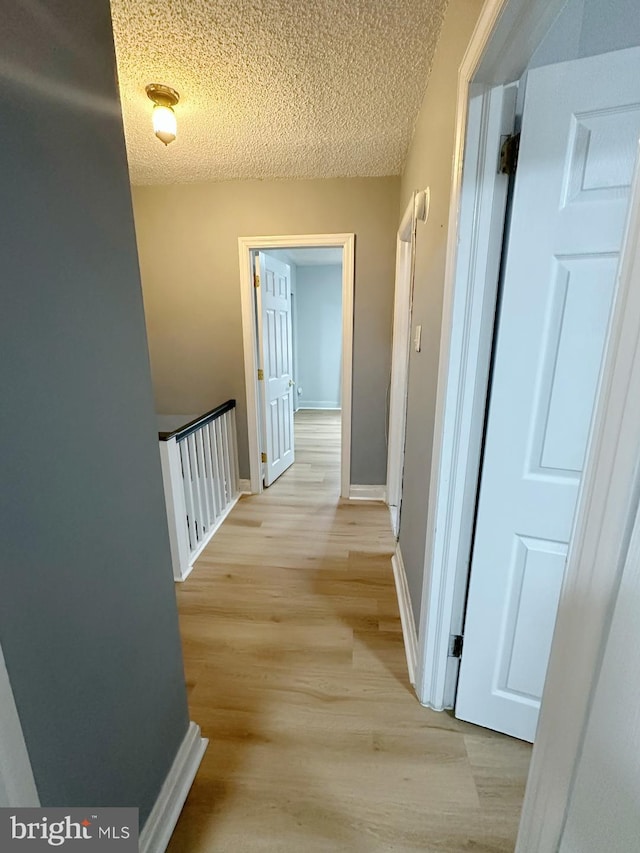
[169,411,531,852]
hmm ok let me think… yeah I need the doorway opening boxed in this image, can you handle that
[238,234,355,498]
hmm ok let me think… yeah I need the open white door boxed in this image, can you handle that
[256,251,295,486]
[456,47,640,742]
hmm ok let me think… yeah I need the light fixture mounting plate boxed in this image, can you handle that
[145,83,180,108]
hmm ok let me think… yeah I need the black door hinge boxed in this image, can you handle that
[449,634,464,658]
[499,132,520,176]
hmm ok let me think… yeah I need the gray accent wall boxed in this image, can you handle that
[397,0,485,624]
[0,0,189,824]
[131,176,399,486]
[296,265,343,409]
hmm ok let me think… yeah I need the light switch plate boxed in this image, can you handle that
[414,324,422,353]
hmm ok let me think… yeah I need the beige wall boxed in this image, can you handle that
[131,177,399,482]
[398,0,484,623]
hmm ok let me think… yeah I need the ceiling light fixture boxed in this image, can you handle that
[145,83,179,146]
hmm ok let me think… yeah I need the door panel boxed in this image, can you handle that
[535,255,617,472]
[501,535,567,700]
[455,47,640,742]
[257,252,295,486]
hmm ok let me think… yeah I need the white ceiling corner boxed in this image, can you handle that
[110,0,449,186]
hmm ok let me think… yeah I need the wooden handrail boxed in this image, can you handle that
[158,399,236,442]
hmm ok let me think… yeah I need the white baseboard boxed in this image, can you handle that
[297,403,341,410]
[139,721,208,853]
[348,484,387,501]
[176,563,194,583]
[391,545,418,686]
[238,478,251,494]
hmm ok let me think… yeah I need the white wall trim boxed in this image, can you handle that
[414,0,578,711]
[239,234,355,498]
[391,545,418,686]
[0,643,39,807]
[348,485,387,502]
[139,721,208,853]
[416,81,515,711]
[386,190,430,536]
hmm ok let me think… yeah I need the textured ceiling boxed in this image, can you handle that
[110,0,448,185]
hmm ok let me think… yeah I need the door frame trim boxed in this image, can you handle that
[238,233,355,498]
[386,190,429,536]
[416,79,515,712]
[412,0,640,848]
[416,0,567,713]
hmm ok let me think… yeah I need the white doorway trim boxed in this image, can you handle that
[416,0,568,714]
[0,642,39,806]
[409,0,640,849]
[386,189,429,536]
[416,78,517,712]
[239,233,355,499]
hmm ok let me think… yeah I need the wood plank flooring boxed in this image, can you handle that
[169,410,531,852]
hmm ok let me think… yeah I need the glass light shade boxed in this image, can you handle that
[152,104,176,145]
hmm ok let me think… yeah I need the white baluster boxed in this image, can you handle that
[209,418,223,513]
[221,412,234,504]
[161,404,242,582]
[214,418,227,510]
[158,436,191,581]
[195,426,213,529]
[203,422,219,521]
[179,440,197,551]
[187,434,204,544]
[230,407,240,496]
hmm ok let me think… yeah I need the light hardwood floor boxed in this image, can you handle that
[169,410,531,852]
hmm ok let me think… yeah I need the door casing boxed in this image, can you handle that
[411,0,640,850]
[239,234,355,498]
[387,189,430,536]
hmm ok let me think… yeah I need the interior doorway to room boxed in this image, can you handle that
[239,235,355,498]
[455,45,640,744]
[254,246,344,487]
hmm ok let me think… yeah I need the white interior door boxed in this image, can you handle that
[257,251,295,486]
[456,47,640,742]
